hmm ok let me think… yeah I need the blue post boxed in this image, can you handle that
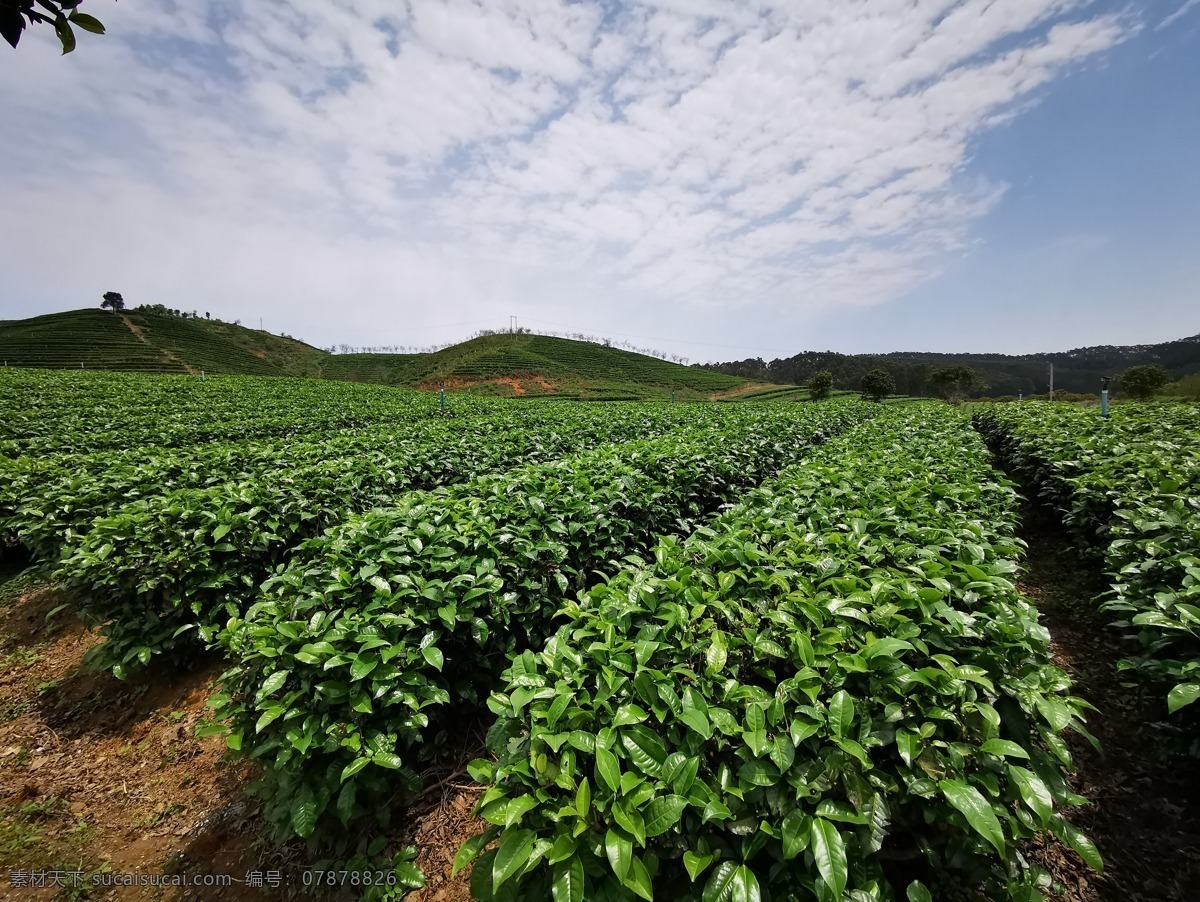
[440,382,445,410]
[1101,377,1111,419]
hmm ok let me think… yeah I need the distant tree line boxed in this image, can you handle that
[701,333,1200,399]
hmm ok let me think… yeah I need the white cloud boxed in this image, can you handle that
[1157,0,1200,31]
[0,0,1137,355]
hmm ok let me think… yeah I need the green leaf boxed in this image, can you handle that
[782,810,811,859]
[906,882,933,902]
[291,792,317,838]
[255,707,284,733]
[422,645,444,671]
[257,669,289,699]
[492,828,535,891]
[896,729,920,767]
[614,704,649,727]
[939,779,1006,855]
[605,829,632,882]
[340,757,370,783]
[623,855,654,901]
[68,11,105,34]
[552,856,585,902]
[1008,765,1053,825]
[349,654,378,681]
[730,865,761,902]
[810,818,847,900]
[644,795,687,837]
[575,777,591,817]
[979,739,1030,759]
[1053,817,1104,873]
[828,690,853,738]
[680,707,713,739]
[1167,683,1200,713]
[683,850,713,881]
[612,802,646,846]
[372,751,404,770]
[706,631,728,675]
[863,637,913,660]
[453,826,500,877]
[703,861,737,902]
[54,17,76,54]
[596,746,621,794]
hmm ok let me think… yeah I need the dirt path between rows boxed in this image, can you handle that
[118,315,198,375]
[1013,495,1200,901]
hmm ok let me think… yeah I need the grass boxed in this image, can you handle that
[0,796,108,897]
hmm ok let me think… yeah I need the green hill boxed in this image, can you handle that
[0,309,326,377]
[344,332,743,400]
[0,310,745,400]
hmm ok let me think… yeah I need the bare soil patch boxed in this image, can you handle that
[0,573,492,900]
[708,381,784,400]
[0,579,264,900]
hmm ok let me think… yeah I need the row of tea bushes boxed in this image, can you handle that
[210,405,871,843]
[975,404,1200,716]
[467,407,1098,900]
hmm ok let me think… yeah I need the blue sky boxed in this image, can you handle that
[1,1,1197,362]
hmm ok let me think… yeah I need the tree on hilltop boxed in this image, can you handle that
[808,370,834,401]
[1120,364,1169,400]
[860,368,896,403]
[100,291,124,312]
[927,365,984,406]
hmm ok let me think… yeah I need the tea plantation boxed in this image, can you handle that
[0,367,1196,900]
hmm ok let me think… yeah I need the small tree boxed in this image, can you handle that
[861,368,896,403]
[1120,364,1169,400]
[808,370,834,401]
[927,364,984,406]
[100,291,124,312]
[2,0,106,53]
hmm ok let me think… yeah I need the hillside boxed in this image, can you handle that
[9,307,1199,401]
[0,309,326,377]
[340,332,743,400]
[0,310,742,400]
[709,333,1200,398]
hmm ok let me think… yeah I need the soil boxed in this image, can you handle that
[707,381,783,400]
[1013,496,1200,901]
[0,572,488,901]
[417,376,560,396]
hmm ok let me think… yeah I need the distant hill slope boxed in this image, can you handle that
[9,308,1197,400]
[708,334,1200,397]
[0,310,741,400]
[360,333,744,400]
[0,309,326,377]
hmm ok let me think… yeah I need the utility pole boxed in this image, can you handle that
[1049,363,1054,402]
[509,315,516,334]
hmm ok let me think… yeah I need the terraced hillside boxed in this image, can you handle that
[0,309,326,377]
[0,312,748,399]
[379,332,744,399]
